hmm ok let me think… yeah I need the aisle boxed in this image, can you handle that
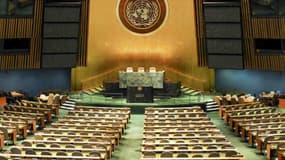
[207,112,266,160]
[111,114,145,160]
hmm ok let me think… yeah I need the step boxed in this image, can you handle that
[184,90,196,94]
[206,105,220,109]
[95,87,104,91]
[206,102,217,105]
[206,108,219,111]
[64,101,76,104]
[61,103,76,107]
[89,89,100,93]
[60,106,74,110]
[190,92,201,96]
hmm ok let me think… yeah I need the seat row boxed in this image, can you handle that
[220,102,285,160]
[0,105,130,160]
[141,106,244,160]
[0,102,57,149]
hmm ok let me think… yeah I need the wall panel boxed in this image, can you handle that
[77,0,89,66]
[0,1,43,70]
[196,0,285,71]
[240,0,285,71]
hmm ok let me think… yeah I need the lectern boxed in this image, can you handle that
[119,68,164,103]
[127,86,153,103]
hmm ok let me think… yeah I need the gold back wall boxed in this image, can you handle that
[72,0,214,91]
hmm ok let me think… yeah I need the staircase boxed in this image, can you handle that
[60,99,77,110]
[205,100,220,112]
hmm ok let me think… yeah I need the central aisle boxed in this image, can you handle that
[111,114,145,160]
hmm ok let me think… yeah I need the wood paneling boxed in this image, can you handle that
[77,0,89,66]
[194,0,207,67]
[195,0,285,71]
[0,0,43,70]
[241,0,285,71]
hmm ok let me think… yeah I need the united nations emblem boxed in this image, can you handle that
[118,0,167,34]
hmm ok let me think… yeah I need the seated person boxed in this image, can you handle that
[10,91,24,97]
[39,94,48,102]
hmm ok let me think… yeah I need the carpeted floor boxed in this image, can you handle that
[111,114,144,160]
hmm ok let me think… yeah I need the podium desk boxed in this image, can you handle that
[119,71,164,89]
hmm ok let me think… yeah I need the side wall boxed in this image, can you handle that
[215,69,285,94]
[0,69,71,96]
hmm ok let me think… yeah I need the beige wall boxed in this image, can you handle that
[71,0,214,91]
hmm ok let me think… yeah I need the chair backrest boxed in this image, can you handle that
[53,94,61,104]
[161,151,173,158]
[50,143,60,148]
[178,146,188,150]
[225,151,237,157]
[144,145,155,150]
[177,153,188,158]
[41,151,52,155]
[47,137,56,141]
[149,67,156,72]
[138,67,145,72]
[66,144,75,148]
[143,151,156,158]
[193,145,203,149]
[25,149,36,155]
[192,154,203,158]
[10,147,21,154]
[36,143,46,147]
[60,137,70,141]
[208,152,220,157]
[163,146,174,150]
[72,151,83,157]
[207,145,217,149]
[89,151,101,158]
[82,144,93,148]
[21,141,32,146]
[56,151,68,156]
[126,67,133,72]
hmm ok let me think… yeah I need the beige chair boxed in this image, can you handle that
[56,151,67,156]
[47,93,54,105]
[149,67,156,72]
[25,149,36,155]
[41,151,52,155]
[208,152,220,157]
[161,151,173,158]
[126,67,133,72]
[138,67,145,72]
[10,147,21,154]
[177,153,188,158]
[143,151,156,158]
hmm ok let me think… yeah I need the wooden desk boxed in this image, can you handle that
[279,98,285,109]
[0,96,6,107]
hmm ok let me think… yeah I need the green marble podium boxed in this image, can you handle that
[119,71,164,88]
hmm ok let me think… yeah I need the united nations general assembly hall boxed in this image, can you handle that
[1,0,285,160]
